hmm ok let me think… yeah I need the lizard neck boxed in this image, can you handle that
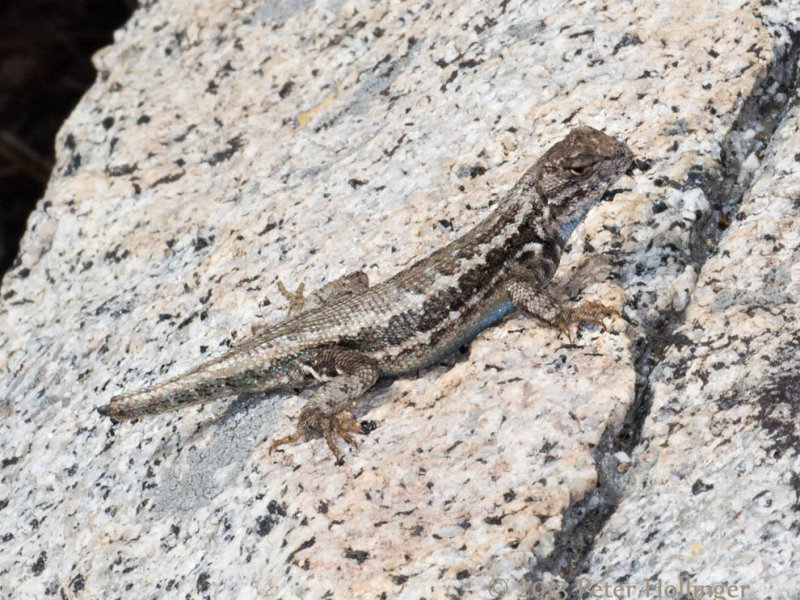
[472,170,555,256]
[491,174,564,284]
[557,199,594,241]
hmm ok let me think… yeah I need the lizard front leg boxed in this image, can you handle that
[270,347,379,460]
[504,277,618,341]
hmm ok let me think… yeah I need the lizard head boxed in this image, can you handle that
[532,126,633,239]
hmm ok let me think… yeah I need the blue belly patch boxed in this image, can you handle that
[414,299,516,371]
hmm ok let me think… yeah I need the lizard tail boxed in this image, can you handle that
[100,367,254,420]
[100,356,296,420]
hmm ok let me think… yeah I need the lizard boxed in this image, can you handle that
[99,126,634,460]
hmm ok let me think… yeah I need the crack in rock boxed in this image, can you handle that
[529,24,800,592]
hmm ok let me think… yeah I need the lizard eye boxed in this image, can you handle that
[566,158,596,177]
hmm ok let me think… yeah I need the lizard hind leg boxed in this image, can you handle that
[281,271,369,316]
[251,272,370,335]
[269,348,379,460]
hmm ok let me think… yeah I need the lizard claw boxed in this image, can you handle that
[268,431,304,455]
[320,411,364,460]
[573,300,620,330]
[269,409,363,462]
[277,280,307,315]
[556,322,575,344]
[331,411,363,449]
[251,280,308,336]
[553,300,619,342]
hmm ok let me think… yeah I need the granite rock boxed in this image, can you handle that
[575,94,800,600]
[0,0,798,598]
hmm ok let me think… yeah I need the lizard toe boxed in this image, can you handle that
[320,417,343,461]
[332,411,363,450]
[554,300,618,338]
[268,430,304,454]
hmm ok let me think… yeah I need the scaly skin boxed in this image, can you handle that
[100,126,634,459]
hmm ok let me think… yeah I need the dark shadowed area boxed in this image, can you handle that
[0,0,134,279]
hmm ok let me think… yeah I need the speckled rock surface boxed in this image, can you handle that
[0,0,798,598]
[576,104,800,598]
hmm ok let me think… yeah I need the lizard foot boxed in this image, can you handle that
[250,281,307,335]
[277,280,307,314]
[254,274,371,335]
[269,408,363,461]
[270,350,377,460]
[553,300,619,342]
